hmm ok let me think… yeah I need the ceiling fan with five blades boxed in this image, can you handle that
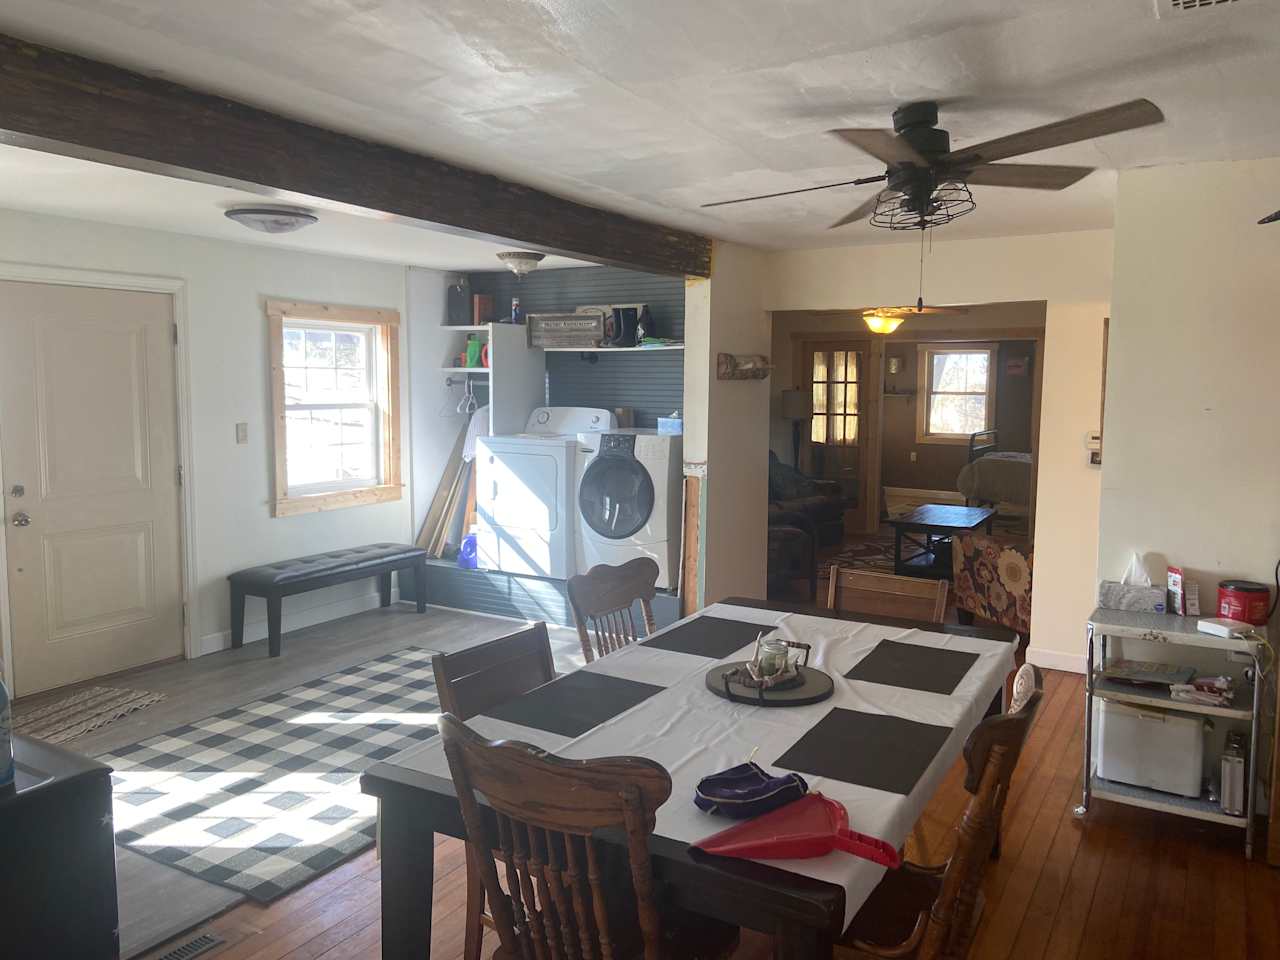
[704,98,1165,230]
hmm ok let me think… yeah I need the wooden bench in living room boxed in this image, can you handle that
[227,543,428,657]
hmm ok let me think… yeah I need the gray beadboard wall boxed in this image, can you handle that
[467,265,685,428]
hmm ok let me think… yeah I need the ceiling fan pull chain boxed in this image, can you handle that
[917,228,926,312]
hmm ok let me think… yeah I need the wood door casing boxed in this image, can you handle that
[796,339,883,534]
[0,281,184,696]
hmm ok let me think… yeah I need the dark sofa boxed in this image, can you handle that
[767,451,846,546]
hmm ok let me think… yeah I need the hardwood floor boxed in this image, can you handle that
[141,668,1280,960]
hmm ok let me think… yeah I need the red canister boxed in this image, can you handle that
[1217,580,1271,626]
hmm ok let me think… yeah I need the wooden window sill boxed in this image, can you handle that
[273,484,402,517]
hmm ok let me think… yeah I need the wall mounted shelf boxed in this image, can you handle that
[541,344,684,353]
[440,324,491,333]
[440,366,489,374]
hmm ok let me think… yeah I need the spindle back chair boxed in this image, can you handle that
[837,664,1043,960]
[567,558,660,663]
[439,713,673,960]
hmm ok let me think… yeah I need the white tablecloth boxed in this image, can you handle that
[388,602,1015,930]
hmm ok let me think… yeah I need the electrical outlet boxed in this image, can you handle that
[235,422,249,444]
[909,451,917,463]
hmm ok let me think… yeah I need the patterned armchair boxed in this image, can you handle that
[951,533,1033,638]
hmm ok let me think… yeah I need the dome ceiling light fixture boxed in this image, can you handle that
[224,205,318,234]
[496,251,546,276]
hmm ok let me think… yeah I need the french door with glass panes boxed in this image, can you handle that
[801,344,863,500]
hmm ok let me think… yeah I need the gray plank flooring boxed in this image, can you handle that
[17,602,584,959]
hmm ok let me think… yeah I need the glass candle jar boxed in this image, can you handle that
[757,637,789,677]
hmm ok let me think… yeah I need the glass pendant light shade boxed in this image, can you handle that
[863,311,905,335]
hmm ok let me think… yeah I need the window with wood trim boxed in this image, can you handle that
[810,348,860,446]
[267,299,401,516]
[916,344,997,443]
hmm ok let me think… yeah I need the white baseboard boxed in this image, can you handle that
[883,486,965,505]
[1026,646,1086,675]
[197,587,400,657]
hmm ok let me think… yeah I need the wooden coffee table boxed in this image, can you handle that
[888,504,996,579]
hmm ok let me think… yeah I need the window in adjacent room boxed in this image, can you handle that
[810,348,860,446]
[916,344,997,442]
[267,299,401,516]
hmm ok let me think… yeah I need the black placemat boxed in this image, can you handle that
[642,616,767,660]
[844,640,979,696]
[773,708,953,795]
[481,672,665,738]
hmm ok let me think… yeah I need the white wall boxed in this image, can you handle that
[407,267,467,538]
[1101,158,1280,611]
[766,230,1114,670]
[0,208,412,653]
[683,241,772,604]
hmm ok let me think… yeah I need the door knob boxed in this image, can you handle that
[11,511,30,527]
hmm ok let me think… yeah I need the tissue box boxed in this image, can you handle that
[1098,580,1166,613]
[657,416,683,435]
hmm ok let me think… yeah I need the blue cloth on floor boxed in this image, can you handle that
[694,762,808,818]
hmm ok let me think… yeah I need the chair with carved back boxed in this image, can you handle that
[567,558,660,663]
[827,566,949,624]
[439,713,737,960]
[432,623,557,960]
[834,663,1043,960]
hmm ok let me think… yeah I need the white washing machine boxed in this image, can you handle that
[475,407,615,579]
[575,430,683,589]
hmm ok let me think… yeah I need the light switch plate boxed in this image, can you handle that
[235,422,249,444]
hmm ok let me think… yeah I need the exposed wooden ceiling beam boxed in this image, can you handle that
[0,33,711,278]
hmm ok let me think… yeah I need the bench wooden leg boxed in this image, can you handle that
[413,560,427,613]
[230,586,246,649]
[378,572,393,608]
[267,595,283,658]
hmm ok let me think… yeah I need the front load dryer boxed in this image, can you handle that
[575,430,682,588]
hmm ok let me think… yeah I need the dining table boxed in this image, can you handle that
[360,597,1017,959]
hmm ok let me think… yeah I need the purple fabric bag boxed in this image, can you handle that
[694,762,808,819]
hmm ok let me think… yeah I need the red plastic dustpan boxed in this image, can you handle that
[694,793,900,869]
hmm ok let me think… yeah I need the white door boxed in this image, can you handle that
[0,281,184,696]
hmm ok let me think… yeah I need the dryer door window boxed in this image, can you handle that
[579,454,655,540]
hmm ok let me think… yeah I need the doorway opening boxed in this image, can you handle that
[769,301,1046,605]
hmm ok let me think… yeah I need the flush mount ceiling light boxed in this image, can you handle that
[496,251,546,276]
[224,205,318,234]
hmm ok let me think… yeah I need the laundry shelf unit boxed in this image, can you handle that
[440,323,544,434]
[1076,607,1266,855]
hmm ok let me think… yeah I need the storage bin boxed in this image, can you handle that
[1096,699,1204,798]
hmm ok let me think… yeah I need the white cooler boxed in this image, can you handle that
[1096,700,1205,798]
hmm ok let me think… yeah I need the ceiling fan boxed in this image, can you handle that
[704,98,1165,230]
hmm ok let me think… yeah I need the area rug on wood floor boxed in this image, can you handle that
[99,647,439,902]
[14,686,166,744]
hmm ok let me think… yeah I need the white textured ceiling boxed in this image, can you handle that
[1,0,1279,250]
[0,145,590,270]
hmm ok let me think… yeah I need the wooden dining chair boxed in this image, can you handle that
[439,713,737,960]
[834,663,1044,960]
[567,557,660,663]
[827,565,949,624]
[432,623,556,960]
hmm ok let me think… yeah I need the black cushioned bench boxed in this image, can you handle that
[227,543,428,657]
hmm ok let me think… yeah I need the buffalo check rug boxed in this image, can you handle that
[99,647,439,902]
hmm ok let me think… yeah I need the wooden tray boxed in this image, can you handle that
[705,663,834,707]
